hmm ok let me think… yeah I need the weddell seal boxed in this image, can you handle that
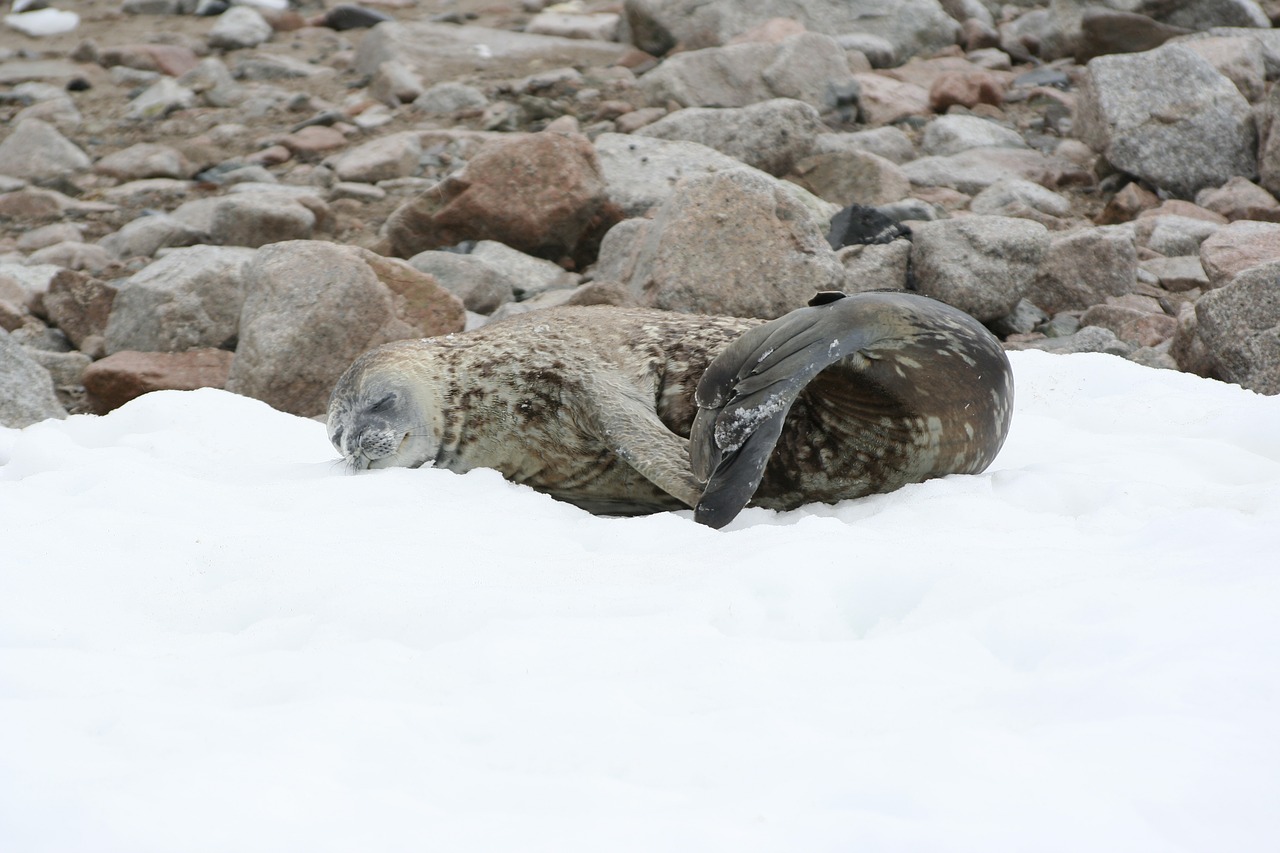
[326,291,1014,529]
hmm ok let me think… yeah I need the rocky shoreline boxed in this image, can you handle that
[3,0,1280,427]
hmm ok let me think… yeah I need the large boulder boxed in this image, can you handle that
[0,118,90,182]
[636,33,856,110]
[1197,220,1280,289]
[82,349,236,414]
[227,241,466,416]
[382,131,614,265]
[0,328,65,428]
[910,216,1050,322]
[623,0,960,63]
[1195,260,1280,394]
[634,99,826,177]
[1075,44,1257,199]
[602,168,845,319]
[1025,226,1137,313]
[104,246,256,354]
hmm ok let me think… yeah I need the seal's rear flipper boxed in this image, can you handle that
[691,293,883,529]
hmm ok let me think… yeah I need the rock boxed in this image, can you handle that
[28,242,119,277]
[1133,215,1222,258]
[369,60,426,107]
[233,53,335,83]
[415,82,489,115]
[638,33,856,111]
[0,118,91,182]
[209,193,318,248]
[902,146,1073,196]
[1160,1,1270,30]
[1075,9,1192,63]
[920,114,1028,157]
[1257,82,1280,197]
[928,70,1004,111]
[0,327,66,427]
[468,240,580,299]
[853,73,931,126]
[382,131,614,265]
[1195,260,1280,394]
[208,5,274,51]
[634,99,825,177]
[1195,177,1280,222]
[813,126,915,164]
[621,0,960,63]
[328,132,422,184]
[277,125,348,160]
[104,246,255,354]
[94,143,194,181]
[82,349,236,415]
[1027,225,1138,313]
[16,222,82,252]
[837,239,912,293]
[315,4,393,31]
[969,178,1072,228]
[1079,303,1177,348]
[127,77,198,120]
[1171,302,1217,378]
[1198,220,1280,289]
[909,215,1049,322]
[1096,181,1160,225]
[98,213,207,260]
[594,133,746,217]
[97,43,201,77]
[42,269,118,358]
[826,203,912,250]
[527,12,621,42]
[790,150,911,207]
[1180,36,1267,103]
[1141,256,1210,293]
[1075,44,1256,199]
[356,21,628,83]
[406,250,516,315]
[989,298,1049,338]
[1004,325,1135,357]
[228,240,466,416]
[605,168,845,319]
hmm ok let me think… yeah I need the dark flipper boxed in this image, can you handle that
[691,292,884,528]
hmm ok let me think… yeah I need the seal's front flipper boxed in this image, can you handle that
[586,381,704,510]
[690,294,882,529]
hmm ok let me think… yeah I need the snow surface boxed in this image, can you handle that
[2,350,1279,852]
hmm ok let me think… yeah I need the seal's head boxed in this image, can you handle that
[326,342,444,471]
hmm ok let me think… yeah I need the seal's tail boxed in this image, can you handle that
[690,291,1011,529]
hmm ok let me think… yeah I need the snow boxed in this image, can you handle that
[2,350,1279,852]
[3,8,79,37]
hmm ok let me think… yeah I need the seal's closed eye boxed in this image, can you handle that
[369,393,396,414]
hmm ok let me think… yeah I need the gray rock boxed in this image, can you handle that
[368,60,425,107]
[179,57,246,107]
[227,240,466,416]
[98,213,207,260]
[910,215,1050,322]
[1180,26,1280,79]
[94,143,194,181]
[813,126,915,164]
[1197,220,1280,289]
[1133,214,1223,258]
[1004,325,1135,357]
[328,132,422,184]
[1258,82,1280,197]
[1195,260,1280,394]
[1179,36,1266,103]
[356,22,627,83]
[42,269,118,358]
[920,114,1028,156]
[0,118,90,182]
[990,298,1050,338]
[27,348,92,392]
[126,78,198,120]
[232,53,334,83]
[969,178,1072,228]
[0,328,65,428]
[637,33,856,110]
[209,193,318,249]
[208,5,273,51]
[622,0,960,64]
[901,146,1072,195]
[790,150,911,207]
[1080,302,1178,348]
[837,239,912,293]
[527,11,621,42]
[104,246,255,354]
[1141,256,1209,293]
[1157,0,1269,31]
[468,240,581,298]
[1075,44,1256,199]
[406,250,516,315]
[1026,225,1137,313]
[634,99,826,176]
[607,168,845,319]
[415,82,489,115]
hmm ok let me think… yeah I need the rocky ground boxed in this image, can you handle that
[3,0,1280,428]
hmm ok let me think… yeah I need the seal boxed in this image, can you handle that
[327,291,1014,528]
